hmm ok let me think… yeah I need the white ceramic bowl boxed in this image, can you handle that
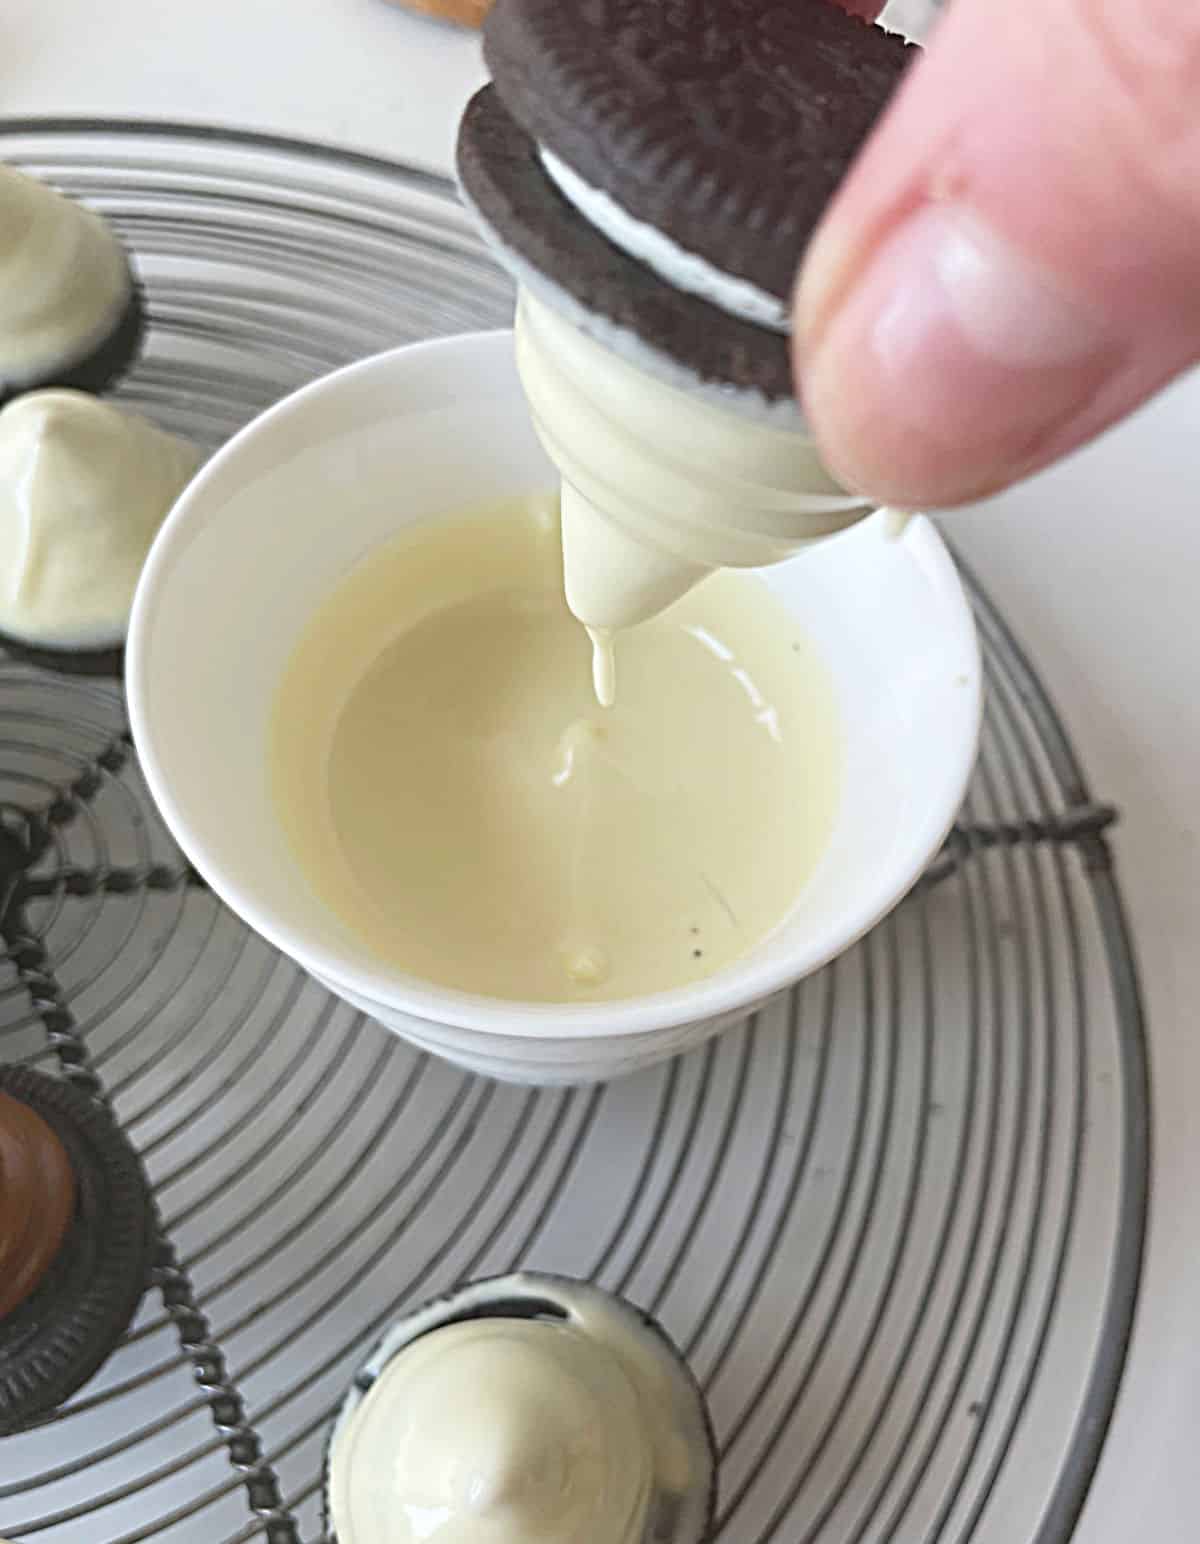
[128,331,981,1086]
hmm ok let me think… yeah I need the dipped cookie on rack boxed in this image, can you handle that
[0,390,199,677]
[0,1065,156,1430]
[0,162,145,407]
[0,164,200,678]
[324,1273,716,1543]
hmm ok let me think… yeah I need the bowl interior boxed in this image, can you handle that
[128,331,980,1041]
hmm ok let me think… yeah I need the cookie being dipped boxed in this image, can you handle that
[456,0,915,654]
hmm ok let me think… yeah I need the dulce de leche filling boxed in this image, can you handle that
[0,1090,76,1318]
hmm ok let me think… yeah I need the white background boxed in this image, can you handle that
[5,1,1197,1539]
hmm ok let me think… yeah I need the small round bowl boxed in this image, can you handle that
[127,331,980,1086]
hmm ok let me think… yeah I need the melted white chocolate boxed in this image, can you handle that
[326,1274,713,1544]
[0,164,132,388]
[272,495,840,1003]
[0,391,200,648]
[586,624,617,708]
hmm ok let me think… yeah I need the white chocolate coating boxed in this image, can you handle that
[0,164,133,389]
[327,1275,713,1544]
[0,391,200,648]
[331,1320,651,1543]
[515,288,873,633]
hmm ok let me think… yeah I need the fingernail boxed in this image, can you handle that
[798,204,1123,499]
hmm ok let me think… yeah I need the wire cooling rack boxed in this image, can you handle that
[0,122,1148,1544]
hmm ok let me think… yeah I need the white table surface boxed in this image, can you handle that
[6,2,1198,1540]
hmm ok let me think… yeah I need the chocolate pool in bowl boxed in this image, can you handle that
[127,330,980,1086]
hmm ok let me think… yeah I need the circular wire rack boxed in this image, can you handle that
[0,122,1148,1544]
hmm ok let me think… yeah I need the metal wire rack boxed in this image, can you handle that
[0,122,1148,1544]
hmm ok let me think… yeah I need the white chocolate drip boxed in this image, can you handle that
[586,625,617,707]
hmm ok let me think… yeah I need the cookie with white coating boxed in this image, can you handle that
[0,390,200,676]
[0,162,145,406]
[324,1272,717,1543]
[456,0,907,639]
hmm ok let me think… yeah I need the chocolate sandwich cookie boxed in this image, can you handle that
[324,1272,717,1543]
[0,1065,155,1431]
[458,0,913,405]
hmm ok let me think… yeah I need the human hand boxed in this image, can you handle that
[800,0,1200,507]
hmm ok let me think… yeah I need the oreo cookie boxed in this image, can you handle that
[0,1065,154,1431]
[458,0,913,404]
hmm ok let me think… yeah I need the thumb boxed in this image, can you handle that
[793,0,1200,507]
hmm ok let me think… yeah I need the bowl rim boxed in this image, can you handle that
[128,329,982,1044]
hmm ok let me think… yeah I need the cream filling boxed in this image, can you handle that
[0,164,132,386]
[327,1275,711,1544]
[540,149,791,333]
[0,391,200,648]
